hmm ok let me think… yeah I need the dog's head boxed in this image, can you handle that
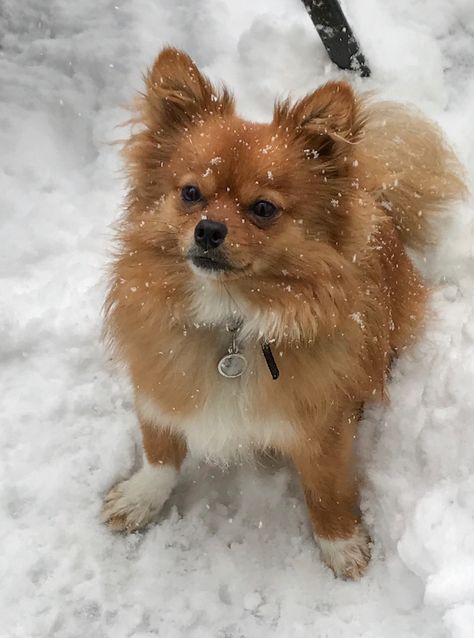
[120,48,371,342]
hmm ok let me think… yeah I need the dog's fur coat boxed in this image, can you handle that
[102,48,465,578]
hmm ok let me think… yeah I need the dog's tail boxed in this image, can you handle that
[357,100,467,249]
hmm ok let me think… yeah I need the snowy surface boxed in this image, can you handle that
[1,1,474,636]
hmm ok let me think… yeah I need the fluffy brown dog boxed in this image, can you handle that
[102,48,465,578]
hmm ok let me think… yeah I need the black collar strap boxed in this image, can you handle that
[261,342,280,380]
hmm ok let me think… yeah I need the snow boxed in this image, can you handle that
[1,0,474,636]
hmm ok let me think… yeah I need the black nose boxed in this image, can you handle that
[194,220,228,250]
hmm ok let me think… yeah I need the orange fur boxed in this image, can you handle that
[102,48,465,578]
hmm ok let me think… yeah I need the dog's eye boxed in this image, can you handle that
[181,185,202,203]
[251,200,278,219]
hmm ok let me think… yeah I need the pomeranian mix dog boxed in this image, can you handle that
[102,48,465,578]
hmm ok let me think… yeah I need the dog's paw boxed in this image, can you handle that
[102,462,178,533]
[317,526,371,579]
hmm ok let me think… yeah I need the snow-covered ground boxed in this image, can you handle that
[1,0,474,636]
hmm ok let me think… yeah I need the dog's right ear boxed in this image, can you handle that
[124,48,233,203]
[143,47,234,132]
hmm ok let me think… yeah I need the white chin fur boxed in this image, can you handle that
[316,526,371,579]
[102,457,177,532]
[188,260,228,281]
[186,273,282,339]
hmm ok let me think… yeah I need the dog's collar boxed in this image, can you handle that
[217,320,279,381]
[261,341,280,380]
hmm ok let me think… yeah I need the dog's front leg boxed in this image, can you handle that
[291,410,370,579]
[102,420,186,532]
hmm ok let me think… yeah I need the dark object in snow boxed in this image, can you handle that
[261,342,280,380]
[301,0,371,77]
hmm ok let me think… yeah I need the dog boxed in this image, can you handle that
[102,47,465,578]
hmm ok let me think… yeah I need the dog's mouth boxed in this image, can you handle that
[188,251,233,273]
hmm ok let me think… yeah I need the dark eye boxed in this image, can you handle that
[181,185,202,203]
[251,200,278,219]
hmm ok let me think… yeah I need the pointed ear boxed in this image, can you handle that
[144,47,234,132]
[275,81,359,161]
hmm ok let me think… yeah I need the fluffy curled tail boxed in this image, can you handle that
[357,100,467,249]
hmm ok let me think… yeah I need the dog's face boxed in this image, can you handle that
[164,117,303,278]
[121,48,369,341]
[152,115,326,281]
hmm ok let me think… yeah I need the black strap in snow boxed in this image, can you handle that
[301,0,371,77]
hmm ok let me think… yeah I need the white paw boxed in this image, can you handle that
[102,460,177,532]
[317,526,371,579]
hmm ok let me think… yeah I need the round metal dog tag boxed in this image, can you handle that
[217,353,248,379]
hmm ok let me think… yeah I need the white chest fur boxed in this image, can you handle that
[136,275,294,464]
[136,370,294,465]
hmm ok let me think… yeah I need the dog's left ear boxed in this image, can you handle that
[144,47,234,133]
[275,81,359,161]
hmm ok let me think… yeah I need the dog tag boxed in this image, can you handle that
[218,353,248,379]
